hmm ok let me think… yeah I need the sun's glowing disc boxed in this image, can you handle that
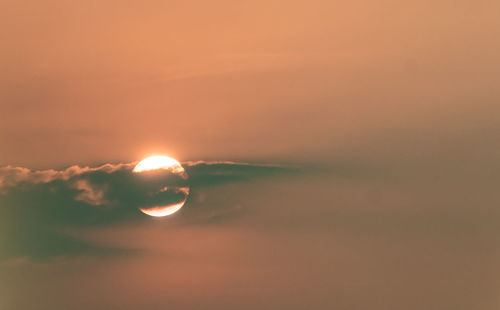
[133,155,184,174]
[133,155,189,217]
[139,200,186,217]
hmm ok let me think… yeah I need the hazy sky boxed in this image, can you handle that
[1,0,500,309]
[1,0,499,167]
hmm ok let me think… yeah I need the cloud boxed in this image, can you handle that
[72,180,109,206]
[0,160,300,261]
[0,163,134,191]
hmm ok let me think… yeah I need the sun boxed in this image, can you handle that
[133,155,184,174]
[139,200,186,217]
[133,155,189,218]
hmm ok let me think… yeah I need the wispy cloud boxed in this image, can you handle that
[0,162,134,191]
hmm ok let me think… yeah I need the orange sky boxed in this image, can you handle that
[1,0,499,168]
[1,2,500,309]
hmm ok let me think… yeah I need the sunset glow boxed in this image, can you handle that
[139,200,186,217]
[1,0,494,308]
[133,155,184,174]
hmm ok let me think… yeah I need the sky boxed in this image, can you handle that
[1,0,500,309]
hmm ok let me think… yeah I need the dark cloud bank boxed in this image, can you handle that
[0,161,300,261]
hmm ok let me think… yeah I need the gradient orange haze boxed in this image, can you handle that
[1,0,499,167]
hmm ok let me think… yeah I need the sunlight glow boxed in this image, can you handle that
[139,200,186,217]
[133,155,184,174]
